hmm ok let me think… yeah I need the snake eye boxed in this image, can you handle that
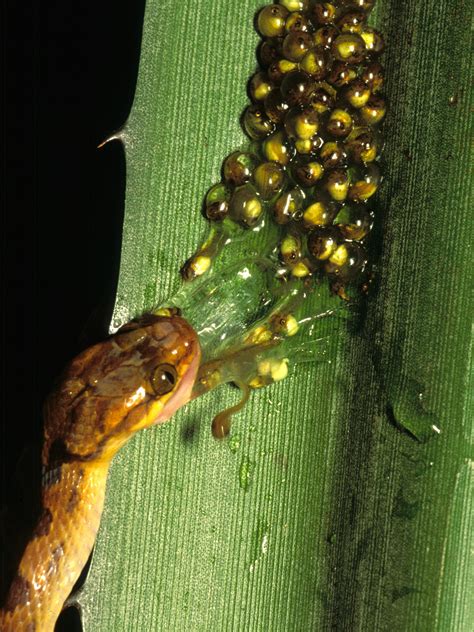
[151,363,177,396]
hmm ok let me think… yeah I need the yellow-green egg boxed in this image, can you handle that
[181,254,212,280]
[229,184,263,227]
[300,46,331,80]
[360,95,387,125]
[249,72,273,102]
[343,79,371,108]
[331,33,366,64]
[253,161,286,199]
[302,196,337,228]
[294,135,323,155]
[348,163,381,202]
[325,168,350,201]
[308,227,339,260]
[329,243,349,267]
[257,4,289,38]
[327,108,353,138]
[285,106,319,140]
[292,159,324,187]
[324,242,367,281]
[279,0,310,11]
[271,312,299,336]
[268,58,298,83]
[360,27,385,55]
[262,130,294,165]
[280,233,302,264]
[290,260,311,277]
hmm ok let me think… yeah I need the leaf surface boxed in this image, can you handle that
[79,2,473,630]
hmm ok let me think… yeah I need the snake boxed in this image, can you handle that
[0,314,200,632]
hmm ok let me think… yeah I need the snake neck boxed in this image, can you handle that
[1,460,109,632]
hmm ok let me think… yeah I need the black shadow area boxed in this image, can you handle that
[2,0,146,619]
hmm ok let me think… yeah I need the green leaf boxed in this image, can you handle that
[78,2,473,630]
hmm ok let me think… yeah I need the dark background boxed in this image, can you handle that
[3,1,146,627]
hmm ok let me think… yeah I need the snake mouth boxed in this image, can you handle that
[154,333,201,424]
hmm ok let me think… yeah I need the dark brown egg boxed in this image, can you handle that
[309,83,336,113]
[312,2,339,26]
[285,11,312,33]
[242,104,276,140]
[223,151,258,186]
[334,204,373,240]
[345,127,380,163]
[264,89,290,123]
[258,38,282,67]
[282,30,314,62]
[313,25,339,49]
[361,62,384,92]
[320,141,348,168]
[337,10,366,34]
[280,70,315,106]
[326,61,357,88]
[205,182,232,221]
[272,187,305,224]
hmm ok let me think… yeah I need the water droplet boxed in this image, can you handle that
[392,586,418,602]
[388,378,441,442]
[239,456,255,491]
[392,491,421,520]
[229,433,241,454]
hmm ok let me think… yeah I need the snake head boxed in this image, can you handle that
[43,315,200,466]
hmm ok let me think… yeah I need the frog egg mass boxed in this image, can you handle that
[184,0,385,300]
